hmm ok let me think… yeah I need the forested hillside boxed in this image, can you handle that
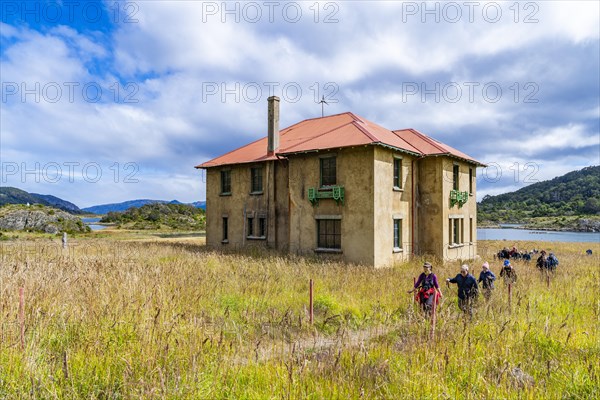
[478,165,600,223]
[0,187,81,213]
[100,203,206,230]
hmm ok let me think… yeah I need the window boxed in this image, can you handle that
[320,157,336,187]
[251,167,263,193]
[393,219,402,250]
[222,217,228,241]
[469,168,474,194]
[247,217,254,237]
[220,170,231,194]
[448,217,464,246]
[469,217,474,243]
[258,217,266,237]
[393,158,402,189]
[453,164,459,190]
[317,219,341,249]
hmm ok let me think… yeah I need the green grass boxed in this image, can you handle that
[0,236,598,399]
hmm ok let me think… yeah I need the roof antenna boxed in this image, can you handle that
[318,95,328,117]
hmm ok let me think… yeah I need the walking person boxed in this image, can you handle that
[477,262,496,300]
[536,250,548,271]
[547,252,559,272]
[447,265,479,316]
[408,262,443,315]
[500,259,517,285]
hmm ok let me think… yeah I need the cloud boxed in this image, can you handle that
[1,1,598,207]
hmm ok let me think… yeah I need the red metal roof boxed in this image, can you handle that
[196,112,484,168]
[392,129,484,165]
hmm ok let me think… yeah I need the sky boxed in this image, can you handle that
[0,0,598,208]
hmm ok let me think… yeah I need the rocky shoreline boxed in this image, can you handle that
[0,206,90,234]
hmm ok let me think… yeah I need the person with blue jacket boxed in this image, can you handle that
[477,262,496,300]
[447,264,479,315]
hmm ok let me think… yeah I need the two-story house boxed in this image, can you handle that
[196,96,485,267]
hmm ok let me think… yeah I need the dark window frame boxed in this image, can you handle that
[317,219,341,249]
[220,170,231,194]
[320,157,337,187]
[250,167,263,193]
[393,158,402,189]
[469,217,474,243]
[222,217,228,242]
[469,167,474,194]
[258,217,266,237]
[393,219,402,249]
[247,217,254,237]
[453,164,459,191]
[448,217,465,246]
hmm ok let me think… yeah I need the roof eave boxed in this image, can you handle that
[195,157,277,169]
[426,153,486,167]
[372,142,422,157]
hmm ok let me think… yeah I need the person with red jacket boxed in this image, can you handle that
[408,262,443,314]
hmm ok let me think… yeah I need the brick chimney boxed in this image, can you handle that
[267,96,280,154]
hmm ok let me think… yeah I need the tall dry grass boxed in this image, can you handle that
[0,236,598,399]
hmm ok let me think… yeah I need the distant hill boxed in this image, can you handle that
[0,187,82,214]
[100,203,206,230]
[83,199,206,214]
[478,165,600,223]
[31,193,81,213]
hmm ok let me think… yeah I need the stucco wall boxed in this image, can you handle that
[205,160,285,250]
[373,147,414,266]
[272,160,290,250]
[287,147,375,264]
[417,157,444,257]
[440,158,478,261]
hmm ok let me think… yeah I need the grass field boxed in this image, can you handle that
[1,231,598,399]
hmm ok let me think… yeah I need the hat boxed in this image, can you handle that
[503,260,510,266]
[482,262,490,269]
[423,262,432,269]
[461,264,469,272]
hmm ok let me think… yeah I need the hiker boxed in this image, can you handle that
[536,250,548,271]
[447,265,479,315]
[477,262,496,300]
[547,253,559,271]
[586,249,593,256]
[500,259,517,284]
[499,247,510,259]
[408,262,443,314]
[510,246,520,259]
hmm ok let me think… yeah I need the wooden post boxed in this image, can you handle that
[413,277,417,303]
[508,282,512,311]
[309,279,314,325]
[19,287,24,350]
[430,293,437,341]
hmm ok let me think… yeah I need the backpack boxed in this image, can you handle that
[547,255,559,268]
[421,275,435,291]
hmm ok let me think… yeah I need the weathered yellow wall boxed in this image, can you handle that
[373,147,414,267]
[205,160,287,250]
[416,157,478,263]
[287,147,375,265]
[440,159,478,262]
[417,157,444,257]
